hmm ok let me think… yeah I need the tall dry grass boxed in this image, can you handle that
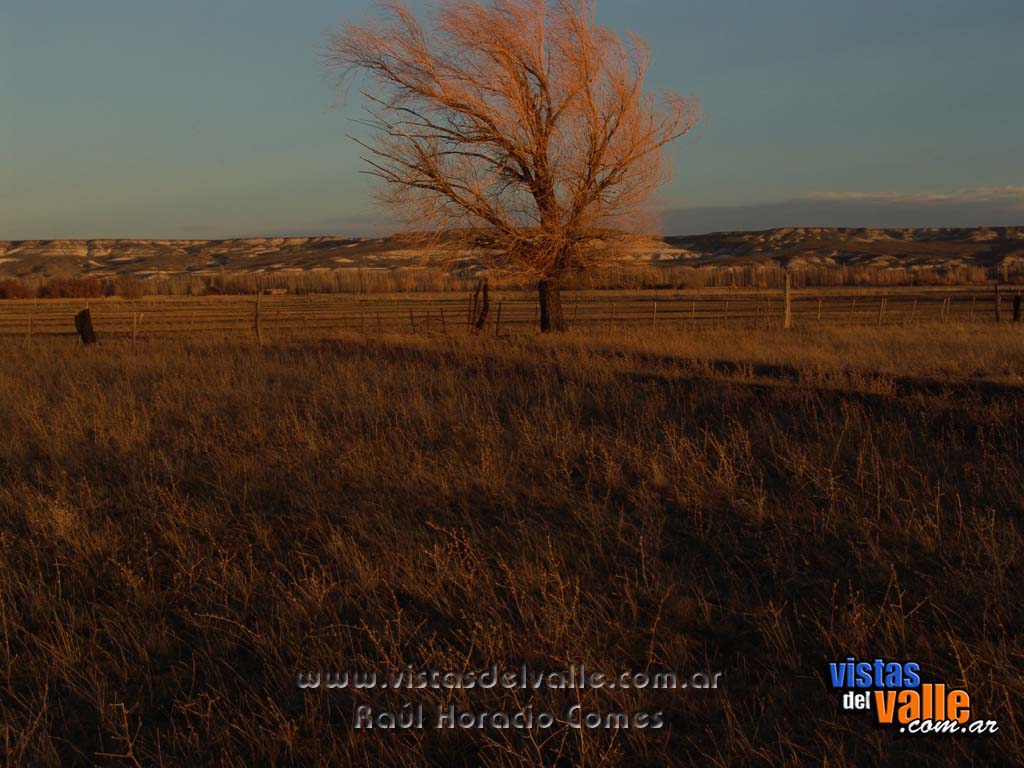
[1,324,1022,766]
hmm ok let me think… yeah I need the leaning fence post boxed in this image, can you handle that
[783,272,793,329]
[473,280,489,332]
[74,307,97,345]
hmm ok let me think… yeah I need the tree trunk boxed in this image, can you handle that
[538,278,567,332]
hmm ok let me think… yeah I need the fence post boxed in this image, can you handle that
[994,281,1002,322]
[816,298,822,322]
[473,280,489,332]
[877,298,886,326]
[186,311,197,341]
[495,301,503,336]
[691,301,696,322]
[409,309,416,333]
[74,308,97,345]
[652,300,657,329]
[783,273,793,330]
[440,307,447,334]
[27,298,36,344]
[132,312,143,345]
[849,297,856,321]
[254,293,264,344]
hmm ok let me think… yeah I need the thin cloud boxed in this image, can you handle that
[803,186,1024,209]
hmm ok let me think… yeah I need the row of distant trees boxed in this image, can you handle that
[1,263,1020,300]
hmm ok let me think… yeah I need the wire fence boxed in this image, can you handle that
[1,287,1020,340]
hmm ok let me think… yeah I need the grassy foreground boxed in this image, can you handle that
[2,324,1022,767]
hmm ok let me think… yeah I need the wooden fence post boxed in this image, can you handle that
[74,308,97,345]
[495,301,503,336]
[254,293,264,344]
[877,298,886,326]
[132,312,144,345]
[849,297,856,321]
[473,280,489,332]
[186,311,197,341]
[994,281,1002,322]
[783,272,792,330]
[816,298,822,322]
[652,300,657,329]
[27,298,36,344]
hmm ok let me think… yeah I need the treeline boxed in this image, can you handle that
[1,262,1021,299]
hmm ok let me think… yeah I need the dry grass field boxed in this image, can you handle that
[2,314,1022,766]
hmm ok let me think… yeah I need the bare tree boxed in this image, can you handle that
[327,0,698,330]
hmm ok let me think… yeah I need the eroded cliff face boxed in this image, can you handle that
[1,227,1021,279]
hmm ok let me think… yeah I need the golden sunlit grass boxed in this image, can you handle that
[2,323,1022,766]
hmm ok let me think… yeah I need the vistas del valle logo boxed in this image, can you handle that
[827,658,998,735]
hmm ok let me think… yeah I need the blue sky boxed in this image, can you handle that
[2,0,1022,238]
